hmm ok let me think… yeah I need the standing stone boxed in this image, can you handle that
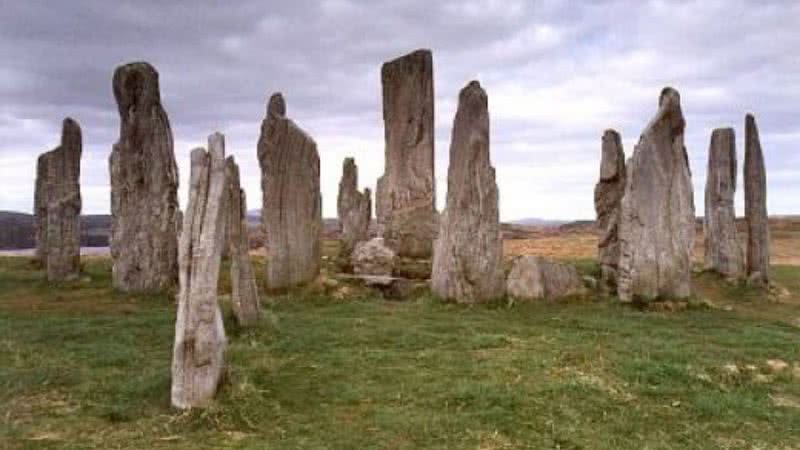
[109,62,179,292]
[34,153,51,264]
[618,88,695,302]
[225,156,260,326]
[171,133,228,409]
[506,256,586,301]
[376,49,437,258]
[704,128,744,278]
[431,81,504,303]
[33,118,82,280]
[337,157,371,270]
[744,113,770,285]
[257,93,322,290]
[593,129,626,290]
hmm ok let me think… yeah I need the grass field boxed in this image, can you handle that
[1,253,799,449]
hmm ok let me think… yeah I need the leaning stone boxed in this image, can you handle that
[704,128,744,278]
[431,81,504,303]
[34,118,83,281]
[506,256,586,301]
[257,93,322,291]
[617,88,695,303]
[110,62,179,292]
[337,157,371,270]
[593,129,626,290]
[171,133,228,409]
[225,156,260,326]
[352,237,396,276]
[376,49,437,258]
[744,113,770,286]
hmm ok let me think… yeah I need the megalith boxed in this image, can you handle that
[744,113,770,285]
[225,156,260,326]
[109,62,179,292]
[593,129,626,290]
[33,118,82,281]
[337,157,371,270]
[171,133,228,409]
[257,93,322,290]
[617,87,695,302]
[431,81,504,303]
[506,256,586,301]
[376,49,437,258]
[703,128,743,278]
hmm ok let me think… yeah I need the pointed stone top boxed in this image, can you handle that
[343,157,356,172]
[268,93,286,117]
[208,132,225,159]
[658,86,681,107]
[61,117,81,148]
[112,62,162,118]
[459,80,487,107]
[745,112,759,133]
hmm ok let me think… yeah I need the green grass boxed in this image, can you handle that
[1,256,799,449]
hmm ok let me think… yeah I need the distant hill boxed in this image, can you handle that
[510,217,568,227]
[0,211,111,249]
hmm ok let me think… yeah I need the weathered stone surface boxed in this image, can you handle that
[431,81,504,303]
[34,118,83,281]
[257,93,322,290]
[110,62,179,292]
[506,256,586,301]
[352,237,396,276]
[744,113,770,286]
[171,134,228,409]
[225,156,260,326]
[618,87,695,302]
[704,128,744,278]
[593,129,626,290]
[337,157,371,269]
[376,49,437,258]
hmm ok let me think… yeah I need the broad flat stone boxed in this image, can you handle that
[618,88,695,302]
[506,256,586,301]
[110,62,180,292]
[431,81,504,303]
[376,49,437,258]
[257,93,322,290]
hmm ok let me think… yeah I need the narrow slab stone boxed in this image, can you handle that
[744,113,770,285]
[431,81,504,303]
[34,118,82,280]
[171,133,228,409]
[704,128,743,278]
[593,129,626,290]
[337,157,371,270]
[110,62,179,292]
[506,256,586,301]
[225,156,260,326]
[376,49,437,258]
[618,87,695,302]
[257,93,322,290]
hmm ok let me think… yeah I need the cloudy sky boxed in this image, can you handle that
[0,0,797,221]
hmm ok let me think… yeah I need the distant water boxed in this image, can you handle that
[0,247,110,257]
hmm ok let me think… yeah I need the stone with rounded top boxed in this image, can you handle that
[431,80,504,303]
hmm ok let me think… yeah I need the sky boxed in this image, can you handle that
[0,0,797,221]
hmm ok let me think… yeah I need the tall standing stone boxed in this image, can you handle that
[376,49,437,258]
[337,157,371,270]
[744,113,770,285]
[431,81,504,303]
[593,129,626,290]
[171,134,228,409]
[618,87,695,302]
[257,93,322,290]
[109,62,179,292]
[225,156,260,326]
[33,118,82,280]
[703,128,743,278]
